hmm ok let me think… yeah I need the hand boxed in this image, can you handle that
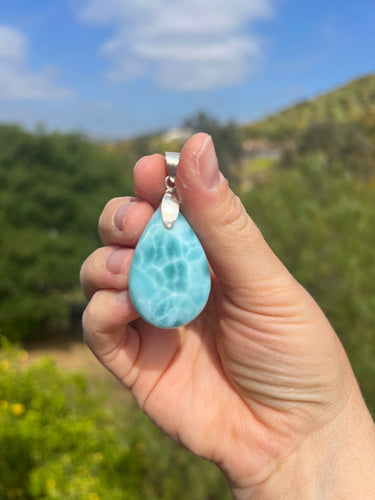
[80,133,375,499]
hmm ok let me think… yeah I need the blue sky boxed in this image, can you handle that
[0,0,374,138]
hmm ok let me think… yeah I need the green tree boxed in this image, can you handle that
[0,126,133,341]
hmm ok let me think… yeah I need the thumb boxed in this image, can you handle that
[178,133,290,300]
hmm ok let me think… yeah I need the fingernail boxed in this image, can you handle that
[106,248,128,275]
[198,135,221,189]
[114,201,135,231]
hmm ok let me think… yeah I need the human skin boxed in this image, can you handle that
[80,133,375,499]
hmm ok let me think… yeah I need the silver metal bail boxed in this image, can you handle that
[162,152,180,230]
[165,152,180,179]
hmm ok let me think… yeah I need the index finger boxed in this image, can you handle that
[133,154,166,208]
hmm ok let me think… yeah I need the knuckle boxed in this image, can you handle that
[82,300,94,339]
[217,193,253,237]
[82,304,98,349]
[98,196,137,244]
[98,209,111,240]
[80,256,94,300]
[98,197,124,237]
[82,289,106,336]
[79,256,89,285]
[79,249,103,298]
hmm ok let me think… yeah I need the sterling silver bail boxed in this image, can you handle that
[165,152,180,179]
[161,152,180,229]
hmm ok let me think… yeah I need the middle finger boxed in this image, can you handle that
[98,196,154,247]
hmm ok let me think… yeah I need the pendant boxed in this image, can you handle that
[129,152,211,329]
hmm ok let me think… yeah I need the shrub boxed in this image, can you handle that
[0,339,229,499]
[296,122,374,181]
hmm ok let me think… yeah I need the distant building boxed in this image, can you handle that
[162,127,193,142]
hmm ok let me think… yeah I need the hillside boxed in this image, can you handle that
[242,74,375,140]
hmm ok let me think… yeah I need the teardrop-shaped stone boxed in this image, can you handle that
[129,208,211,329]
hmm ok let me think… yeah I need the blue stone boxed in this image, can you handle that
[129,208,211,328]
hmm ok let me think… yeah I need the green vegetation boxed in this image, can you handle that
[0,73,374,497]
[242,74,375,139]
[280,121,374,181]
[0,338,229,500]
[0,125,134,341]
[245,157,275,173]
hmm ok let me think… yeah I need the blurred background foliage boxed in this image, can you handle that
[0,74,374,497]
[0,126,134,341]
[0,338,229,499]
[241,74,375,140]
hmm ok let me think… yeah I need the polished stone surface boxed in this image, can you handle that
[129,208,211,328]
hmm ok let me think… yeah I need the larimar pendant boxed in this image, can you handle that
[129,152,211,329]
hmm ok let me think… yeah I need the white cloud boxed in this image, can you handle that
[79,0,273,91]
[0,25,73,100]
